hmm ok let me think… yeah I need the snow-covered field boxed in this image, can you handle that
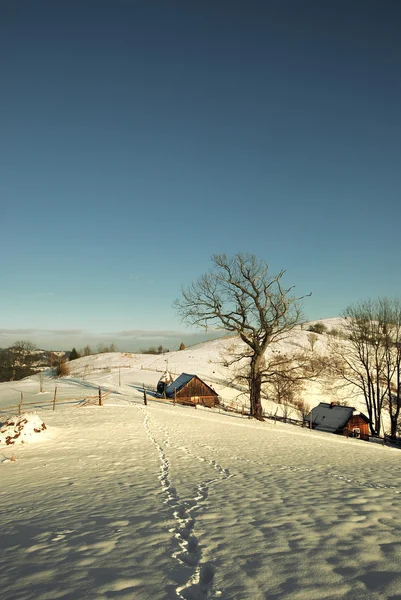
[2,328,401,599]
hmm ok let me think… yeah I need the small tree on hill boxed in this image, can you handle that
[179,342,186,351]
[308,322,327,334]
[174,253,309,420]
[69,347,80,361]
[307,333,318,351]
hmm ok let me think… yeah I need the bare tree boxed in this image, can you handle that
[8,341,38,381]
[261,350,323,421]
[267,356,304,421]
[97,343,118,354]
[379,298,401,438]
[174,253,309,419]
[331,299,401,437]
[295,398,311,424]
[307,333,318,352]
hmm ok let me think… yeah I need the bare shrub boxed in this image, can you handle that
[294,399,311,423]
[55,359,70,377]
[308,322,327,334]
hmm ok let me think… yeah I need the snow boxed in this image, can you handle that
[1,323,401,599]
[0,413,47,445]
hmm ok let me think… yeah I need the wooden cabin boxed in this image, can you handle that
[343,413,370,441]
[165,373,219,408]
[305,402,370,441]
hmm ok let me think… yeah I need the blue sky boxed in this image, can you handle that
[1,0,400,351]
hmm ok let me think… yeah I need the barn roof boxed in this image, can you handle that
[166,373,194,395]
[350,411,370,423]
[306,402,355,433]
[165,373,217,398]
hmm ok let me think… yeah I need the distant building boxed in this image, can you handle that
[305,402,370,441]
[165,373,219,408]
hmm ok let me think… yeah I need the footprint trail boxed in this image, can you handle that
[139,406,232,599]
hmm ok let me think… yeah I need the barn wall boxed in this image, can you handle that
[176,377,217,400]
[172,377,219,408]
[344,415,370,440]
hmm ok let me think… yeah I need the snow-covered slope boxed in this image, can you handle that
[2,319,399,599]
[0,318,365,420]
[1,400,401,599]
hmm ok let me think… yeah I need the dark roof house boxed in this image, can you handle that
[165,373,219,408]
[305,402,370,440]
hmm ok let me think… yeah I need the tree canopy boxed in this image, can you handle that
[175,253,309,418]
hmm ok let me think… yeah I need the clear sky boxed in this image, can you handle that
[1,0,400,351]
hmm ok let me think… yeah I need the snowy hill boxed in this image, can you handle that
[2,319,400,599]
[0,317,365,421]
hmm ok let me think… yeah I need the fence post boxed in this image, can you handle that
[19,392,23,415]
[174,388,176,405]
[143,385,147,405]
[99,388,103,406]
[53,387,57,411]
[310,411,312,431]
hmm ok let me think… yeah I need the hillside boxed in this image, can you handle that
[2,319,400,599]
[0,317,367,423]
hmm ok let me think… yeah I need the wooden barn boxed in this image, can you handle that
[165,373,219,408]
[305,402,370,441]
[343,412,370,441]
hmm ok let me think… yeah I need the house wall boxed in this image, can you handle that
[175,377,219,408]
[344,415,370,440]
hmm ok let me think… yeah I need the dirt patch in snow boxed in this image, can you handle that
[0,413,47,446]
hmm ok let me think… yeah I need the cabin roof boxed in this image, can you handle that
[166,373,194,395]
[348,411,370,424]
[165,373,217,398]
[306,402,355,433]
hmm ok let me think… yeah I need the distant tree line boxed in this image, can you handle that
[68,344,119,360]
[139,345,169,355]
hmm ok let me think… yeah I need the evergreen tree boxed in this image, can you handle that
[69,347,80,361]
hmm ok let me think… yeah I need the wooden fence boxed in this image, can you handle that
[0,387,111,416]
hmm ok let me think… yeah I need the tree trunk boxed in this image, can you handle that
[388,366,401,439]
[389,394,400,439]
[250,354,264,420]
[390,414,397,439]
